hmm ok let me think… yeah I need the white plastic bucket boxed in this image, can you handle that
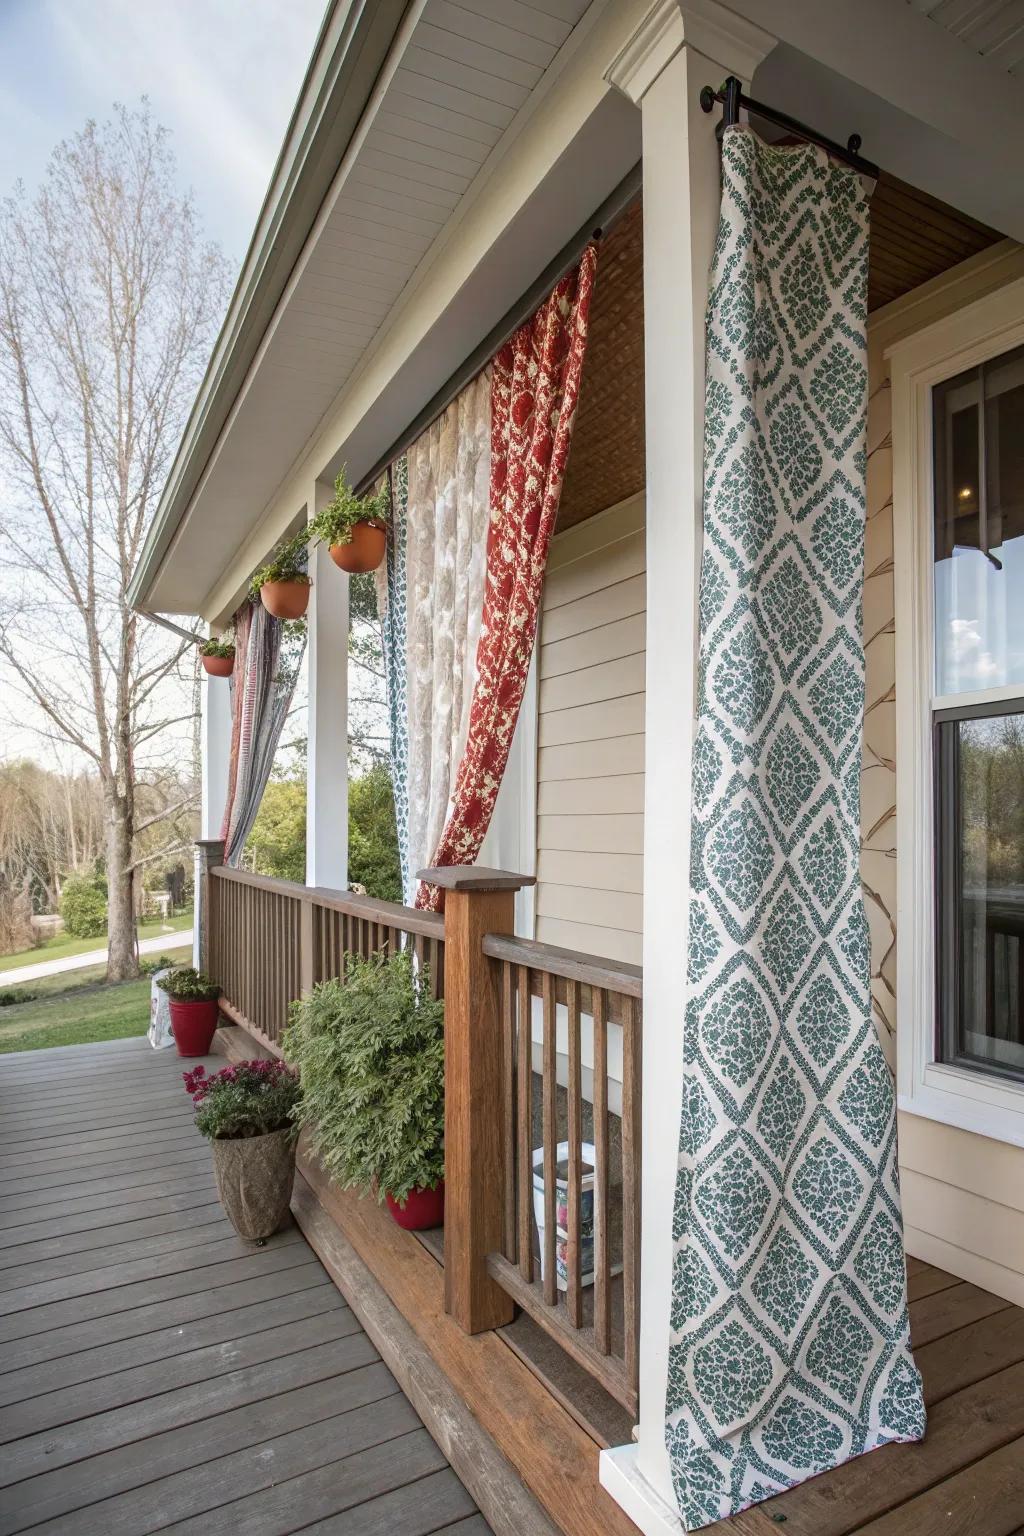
[148,968,174,1050]
[532,1140,597,1290]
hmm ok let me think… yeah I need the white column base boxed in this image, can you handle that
[599,1446,686,1536]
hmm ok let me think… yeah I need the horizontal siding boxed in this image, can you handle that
[536,915,643,967]
[535,495,646,964]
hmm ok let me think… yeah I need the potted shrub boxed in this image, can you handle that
[249,531,311,618]
[199,637,235,677]
[183,1060,301,1242]
[156,967,221,1057]
[310,467,390,574]
[283,950,445,1229]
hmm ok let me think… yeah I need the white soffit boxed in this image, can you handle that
[910,0,1024,75]
[151,0,598,614]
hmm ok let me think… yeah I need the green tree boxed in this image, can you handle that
[349,764,401,902]
[244,780,306,882]
[60,875,108,938]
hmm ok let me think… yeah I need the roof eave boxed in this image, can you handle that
[128,0,409,612]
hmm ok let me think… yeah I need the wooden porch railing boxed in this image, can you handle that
[198,846,641,1421]
[482,933,642,1417]
[201,852,444,1051]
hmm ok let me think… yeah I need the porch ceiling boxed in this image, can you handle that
[132,0,618,618]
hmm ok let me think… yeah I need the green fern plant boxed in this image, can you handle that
[309,466,390,549]
[283,950,444,1205]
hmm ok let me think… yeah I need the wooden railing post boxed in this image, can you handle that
[195,838,225,976]
[418,865,535,1334]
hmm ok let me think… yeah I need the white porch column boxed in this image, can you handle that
[195,643,232,967]
[602,5,774,1531]
[306,480,349,890]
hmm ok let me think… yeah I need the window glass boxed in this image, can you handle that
[940,708,1024,1078]
[933,344,1024,695]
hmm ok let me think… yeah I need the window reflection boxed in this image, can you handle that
[933,344,1024,695]
[944,710,1024,1078]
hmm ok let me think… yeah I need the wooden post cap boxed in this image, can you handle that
[415,866,536,893]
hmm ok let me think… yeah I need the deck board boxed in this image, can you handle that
[0,1037,493,1536]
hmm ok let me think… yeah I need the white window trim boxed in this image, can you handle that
[890,272,1024,1149]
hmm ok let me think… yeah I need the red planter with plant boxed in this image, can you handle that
[385,1180,445,1231]
[157,967,221,1057]
[311,468,389,576]
[282,949,445,1233]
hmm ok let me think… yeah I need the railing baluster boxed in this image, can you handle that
[621,994,641,1394]
[593,986,611,1354]
[541,969,557,1307]
[501,962,516,1260]
[517,965,533,1281]
[565,978,583,1329]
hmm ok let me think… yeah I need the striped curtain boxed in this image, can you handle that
[221,601,306,867]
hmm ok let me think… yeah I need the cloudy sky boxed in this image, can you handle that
[0,0,326,260]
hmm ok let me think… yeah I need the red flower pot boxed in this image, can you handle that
[201,652,234,678]
[385,1180,445,1231]
[260,579,310,619]
[329,521,386,574]
[169,997,220,1057]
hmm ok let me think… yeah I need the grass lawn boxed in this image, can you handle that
[0,910,193,973]
[0,940,192,1053]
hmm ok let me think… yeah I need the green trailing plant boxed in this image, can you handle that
[183,1060,301,1141]
[248,529,311,600]
[199,637,235,659]
[283,950,444,1206]
[309,466,390,549]
[156,966,220,1002]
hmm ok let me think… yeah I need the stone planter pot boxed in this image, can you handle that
[211,1128,296,1242]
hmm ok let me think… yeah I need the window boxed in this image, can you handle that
[934,344,1024,1083]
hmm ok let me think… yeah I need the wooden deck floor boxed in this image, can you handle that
[0,1037,492,1536]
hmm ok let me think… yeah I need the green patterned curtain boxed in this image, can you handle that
[375,458,411,901]
[666,127,926,1527]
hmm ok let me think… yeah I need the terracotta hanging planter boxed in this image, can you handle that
[200,651,234,678]
[329,520,386,574]
[260,578,310,619]
[211,1128,296,1242]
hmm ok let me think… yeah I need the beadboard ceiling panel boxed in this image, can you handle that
[144,0,597,613]
[910,0,1024,73]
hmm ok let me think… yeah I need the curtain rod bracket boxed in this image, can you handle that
[699,75,879,179]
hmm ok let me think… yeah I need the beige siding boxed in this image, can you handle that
[535,494,645,965]
[871,241,1024,1302]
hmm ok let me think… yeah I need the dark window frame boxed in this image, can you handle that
[934,695,1024,1085]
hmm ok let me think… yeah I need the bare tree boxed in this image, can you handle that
[0,104,229,979]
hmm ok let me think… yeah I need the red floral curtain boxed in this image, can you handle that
[416,243,597,909]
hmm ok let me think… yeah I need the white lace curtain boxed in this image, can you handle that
[402,368,491,901]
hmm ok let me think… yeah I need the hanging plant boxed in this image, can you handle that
[310,467,390,574]
[199,636,235,678]
[249,530,311,619]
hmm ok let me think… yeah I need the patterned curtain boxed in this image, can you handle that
[404,371,491,902]
[416,244,597,909]
[221,601,306,867]
[375,459,412,902]
[665,130,925,1526]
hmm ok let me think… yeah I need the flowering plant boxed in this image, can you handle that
[183,1059,301,1141]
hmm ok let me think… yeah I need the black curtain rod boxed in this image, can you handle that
[700,76,880,180]
[354,161,642,497]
